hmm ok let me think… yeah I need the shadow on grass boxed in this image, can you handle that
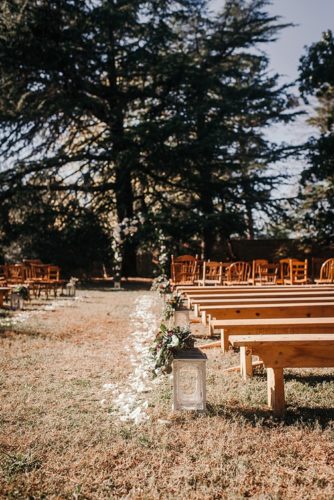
[205,401,334,429]
[284,372,334,385]
[0,326,45,339]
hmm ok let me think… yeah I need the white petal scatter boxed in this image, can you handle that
[0,295,81,329]
[106,294,160,425]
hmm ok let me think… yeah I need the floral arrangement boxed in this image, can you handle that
[111,214,144,281]
[150,323,194,375]
[163,294,184,320]
[150,274,171,295]
[12,285,29,301]
[155,228,169,275]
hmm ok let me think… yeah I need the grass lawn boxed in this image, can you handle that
[1,289,334,498]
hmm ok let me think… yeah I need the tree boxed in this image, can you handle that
[0,0,204,274]
[136,0,298,257]
[0,0,298,272]
[297,30,334,244]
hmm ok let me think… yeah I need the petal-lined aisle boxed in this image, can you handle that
[102,294,161,424]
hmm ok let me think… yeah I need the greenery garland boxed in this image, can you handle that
[162,294,184,321]
[150,323,194,376]
[150,275,171,295]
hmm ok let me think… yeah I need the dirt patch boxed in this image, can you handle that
[1,289,334,498]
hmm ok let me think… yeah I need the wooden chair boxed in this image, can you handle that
[224,261,251,286]
[259,263,279,284]
[0,265,6,283]
[276,258,291,285]
[45,265,65,297]
[4,264,26,284]
[198,261,223,286]
[315,258,334,284]
[27,263,50,297]
[284,259,308,285]
[170,255,198,286]
[248,259,268,285]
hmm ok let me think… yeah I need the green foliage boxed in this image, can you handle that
[150,274,171,295]
[162,294,184,320]
[297,30,334,244]
[150,323,194,375]
[12,285,29,300]
[0,0,298,267]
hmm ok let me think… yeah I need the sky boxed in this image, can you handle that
[210,0,334,228]
[210,0,334,83]
[210,0,334,145]
[210,1,333,187]
[264,0,334,83]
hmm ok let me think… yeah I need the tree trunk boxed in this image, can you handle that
[115,166,138,277]
[199,167,215,259]
[246,203,255,240]
[107,14,137,277]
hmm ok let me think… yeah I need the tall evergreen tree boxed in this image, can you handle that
[0,0,298,271]
[0,0,204,274]
[297,30,334,244]
[139,0,297,257]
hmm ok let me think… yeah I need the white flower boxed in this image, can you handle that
[170,335,180,348]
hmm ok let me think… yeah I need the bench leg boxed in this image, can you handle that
[267,367,285,417]
[194,304,199,317]
[240,347,253,379]
[201,311,206,325]
[220,329,229,353]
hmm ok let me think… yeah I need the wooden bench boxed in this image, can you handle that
[200,302,334,335]
[192,294,334,316]
[182,286,334,308]
[178,284,334,295]
[229,333,334,416]
[189,289,334,302]
[199,317,334,352]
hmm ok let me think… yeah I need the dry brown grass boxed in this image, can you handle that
[1,290,334,499]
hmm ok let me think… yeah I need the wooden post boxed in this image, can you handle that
[220,329,229,353]
[267,367,285,417]
[240,347,253,380]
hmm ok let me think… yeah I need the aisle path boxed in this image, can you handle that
[103,293,161,424]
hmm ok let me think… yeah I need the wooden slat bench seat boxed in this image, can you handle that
[189,289,334,302]
[199,317,334,352]
[182,286,334,307]
[200,302,334,335]
[192,294,334,316]
[229,333,334,416]
[178,284,334,295]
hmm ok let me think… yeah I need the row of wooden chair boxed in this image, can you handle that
[171,255,334,287]
[0,260,65,298]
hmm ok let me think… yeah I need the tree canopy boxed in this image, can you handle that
[297,29,334,245]
[0,0,298,274]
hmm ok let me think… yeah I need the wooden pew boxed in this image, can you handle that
[199,317,334,352]
[198,318,334,380]
[181,286,334,306]
[229,333,334,416]
[192,294,334,316]
[178,284,334,295]
[200,302,334,335]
